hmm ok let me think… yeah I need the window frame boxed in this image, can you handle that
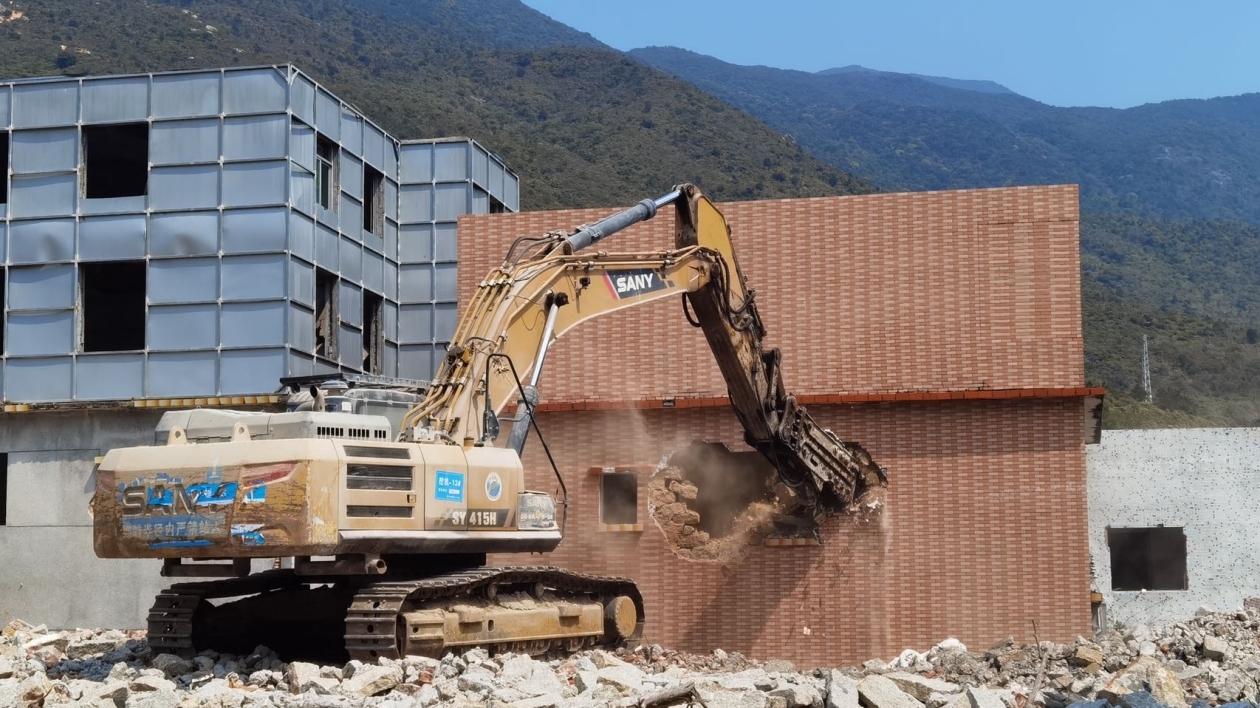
[315,135,338,211]
[599,471,639,526]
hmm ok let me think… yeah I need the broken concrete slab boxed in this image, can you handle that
[859,675,924,708]
[885,673,962,701]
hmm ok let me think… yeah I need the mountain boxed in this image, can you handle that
[817,65,1015,96]
[628,46,1260,225]
[0,0,870,211]
[629,46,1260,427]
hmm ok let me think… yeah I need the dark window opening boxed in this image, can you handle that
[83,123,149,198]
[81,261,146,352]
[0,132,9,204]
[489,196,506,214]
[0,452,7,526]
[316,136,337,210]
[362,291,383,374]
[315,269,338,360]
[363,164,384,234]
[600,472,638,525]
[1108,526,1188,591]
[1,266,5,356]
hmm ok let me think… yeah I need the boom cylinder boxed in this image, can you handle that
[562,189,682,253]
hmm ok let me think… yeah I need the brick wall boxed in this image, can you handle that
[495,398,1092,666]
[459,185,1083,403]
[465,186,1092,665]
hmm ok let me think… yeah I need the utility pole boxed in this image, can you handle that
[1142,334,1153,403]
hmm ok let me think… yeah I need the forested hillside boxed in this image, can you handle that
[630,46,1260,224]
[0,0,868,210]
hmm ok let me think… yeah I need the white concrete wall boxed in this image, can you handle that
[1,410,168,629]
[1088,428,1260,626]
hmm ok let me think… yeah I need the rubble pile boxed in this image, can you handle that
[5,607,1260,708]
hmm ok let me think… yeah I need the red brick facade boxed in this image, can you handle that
[459,186,1092,665]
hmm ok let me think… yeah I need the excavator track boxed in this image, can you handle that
[147,567,645,661]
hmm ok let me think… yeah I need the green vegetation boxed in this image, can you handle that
[5,1,1254,427]
[0,0,868,210]
[629,46,1260,224]
[632,46,1260,428]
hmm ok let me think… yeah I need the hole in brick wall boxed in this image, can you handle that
[363,164,384,234]
[648,441,805,561]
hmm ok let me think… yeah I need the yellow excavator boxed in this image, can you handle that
[91,184,885,661]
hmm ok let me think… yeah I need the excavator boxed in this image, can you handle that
[91,184,886,661]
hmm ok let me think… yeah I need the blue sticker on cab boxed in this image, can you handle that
[434,470,465,503]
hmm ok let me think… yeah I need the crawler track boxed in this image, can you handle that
[147,566,645,661]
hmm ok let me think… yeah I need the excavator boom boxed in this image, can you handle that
[404,183,883,518]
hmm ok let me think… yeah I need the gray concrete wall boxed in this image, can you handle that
[1,409,168,629]
[1088,428,1260,626]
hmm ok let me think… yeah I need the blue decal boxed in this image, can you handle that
[149,540,214,549]
[231,524,266,546]
[244,486,267,503]
[123,514,224,539]
[435,470,465,503]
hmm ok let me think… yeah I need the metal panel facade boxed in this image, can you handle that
[0,65,520,403]
[396,138,520,379]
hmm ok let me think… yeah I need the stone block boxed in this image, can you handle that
[859,675,923,708]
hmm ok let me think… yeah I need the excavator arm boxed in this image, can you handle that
[399,184,884,517]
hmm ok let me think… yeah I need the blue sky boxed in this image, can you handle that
[520,0,1260,109]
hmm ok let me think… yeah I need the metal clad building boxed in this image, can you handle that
[0,64,519,405]
[0,65,518,629]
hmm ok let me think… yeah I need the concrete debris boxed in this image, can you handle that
[7,607,1260,707]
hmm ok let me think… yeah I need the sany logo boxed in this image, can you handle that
[604,268,668,300]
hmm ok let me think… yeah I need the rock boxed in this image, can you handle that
[859,675,924,708]
[886,673,962,702]
[516,665,568,697]
[966,688,1006,708]
[3,620,35,638]
[151,653,194,677]
[863,660,891,674]
[1073,648,1105,668]
[66,639,119,660]
[129,675,177,694]
[771,682,822,707]
[0,658,13,679]
[283,660,325,690]
[1203,636,1230,661]
[763,660,797,674]
[1104,656,1188,708]
[457,667,497,694]
[669,481,700,500]
[828,671,860,708]
[502,655,537,681]
[415,684,440,706]
[1137,642,1158,657]
[511,696,561,708]
[17,673,53,708]
[123,689,180,708]
[698,685,771,708]
[82,680,130,708]
[339,664,402,697]
[575,670,599,693]
[597,664,646,692]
